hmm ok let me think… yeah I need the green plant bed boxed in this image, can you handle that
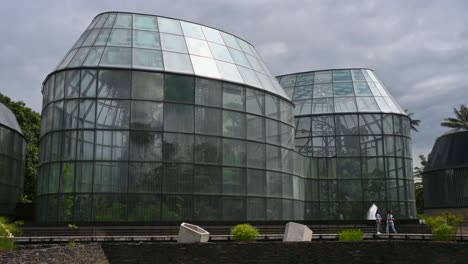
[231,224,259,241]
[338,229,363,241]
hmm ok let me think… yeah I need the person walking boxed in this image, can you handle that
[386,209,397,234]
[375,209,382,234]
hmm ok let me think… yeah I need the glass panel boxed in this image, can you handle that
[129,131,162,161]
[131,101,163,130]
[68,47,90,67]
[161,194,192,220]
[223,167,246,195]
[266,145,281,171]
[180,21,205,39]
[190,55,221,78]
[215,60,243,83]
[223,138,246,166]
[94,29,111,46]
[52,102,64,130]
[311,98,334,114]
[194,135,222,164]
[295,72,314,86]
[238,66,262,87]
[247,197,266,220]
[356,97,380,112]
[160,33,188,53]
[95,130,129,160]
[222,197,245,220]
[93,162,128,192]
[185,37,212,57]
[336,136,360,156]
[295,117,311,138]
[334,97,357,113]
[157,17,183,35]
[100,47,131,67]
[311,115,335,136]
[313,83,333,98]
[76,130,94,160]
[228,47,251,68]
[293,85,313,100]
[82,47,104,66]
[246,88,264,115]
[96,100,130,129]
[128,162,162,193]
[359,114,382,134]
[336,158,361,179]
[220,32,241,50]
[194,195,220,220]
[360,135,383,156]
[80,70,97,97]
[75,162,93,192]
[382,114,394,134]
[266,119,280,145]
[208,42,233,62]
[223,110,245,138]
[163,133,194,162]
[265,94,279,119]
[335,114,358,135]
[107,29,132,47]
[133,15,158,31]
[194,166,222,194]
[247,169,266,196]
[195,107,221,136]
[362,157,385,178]
[64,70,80,99]
[334,82,354,96]
[162,164,193,193]
[223,83,245,111]
[312,136,336,157]
[97,70,131,98]
[114,14,132,28]
[202,26,224,44]
[314,71,332,83]
[164,74,194,103]
[246,114,265,142]
[194,78,222,107]
[132,48,163,70]
[333,70,352,82]
[62,131,77,160]
[131,71,164,100]
[164,103,194,133]
[78,99,95,128]
[162,51,194,74]
[63,100,79,129]
[294,100,311,116]
[247,142,266,169]
[354,82,372,96]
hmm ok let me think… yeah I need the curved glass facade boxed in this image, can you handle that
[37,12,309,223]
[277,69,416,220]
[423,129,468,209]
[0,103,26,216]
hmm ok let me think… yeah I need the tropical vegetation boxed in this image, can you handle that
[421,212,463,241]
[440,104,468,130]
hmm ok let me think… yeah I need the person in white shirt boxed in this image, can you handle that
[386,209,397,234]
[375,209,382,234]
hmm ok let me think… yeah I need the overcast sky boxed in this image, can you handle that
[1,0,467,164]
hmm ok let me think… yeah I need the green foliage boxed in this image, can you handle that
[421,212,463,241]
[440,104,468,130]
[231,224,259,241]
[67,224,78,246]
[0,93,41,199]
[338,229,363,241]
[0,217,22,252]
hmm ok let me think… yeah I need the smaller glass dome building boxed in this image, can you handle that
[423,128,468,217]
[0,102,26,216]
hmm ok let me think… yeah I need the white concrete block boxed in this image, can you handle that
[177,222,210,243]
[283,222,313,242]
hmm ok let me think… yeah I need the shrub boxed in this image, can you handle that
[231,224,259,241]
[0,217,22,252]
[422,212,463,241]
[338,229,363,241]
[67,224,78,246]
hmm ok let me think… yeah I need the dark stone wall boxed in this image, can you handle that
[102,241,468,264]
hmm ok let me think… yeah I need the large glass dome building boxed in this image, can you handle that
[277,69,416,220]
[0,102,26,216]
[37,12,307,223]
[37,12,416,223]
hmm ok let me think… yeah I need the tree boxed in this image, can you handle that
[440,104,468,130]
[413,155,427,214]
[404,109,421,132]
[0,93,41,200]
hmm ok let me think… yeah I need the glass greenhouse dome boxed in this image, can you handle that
[277,69,416,220]
[0,102,26,216]
[37,12,308,223]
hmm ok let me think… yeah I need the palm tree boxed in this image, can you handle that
[440,104,468,130]
[405,109,421,132]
